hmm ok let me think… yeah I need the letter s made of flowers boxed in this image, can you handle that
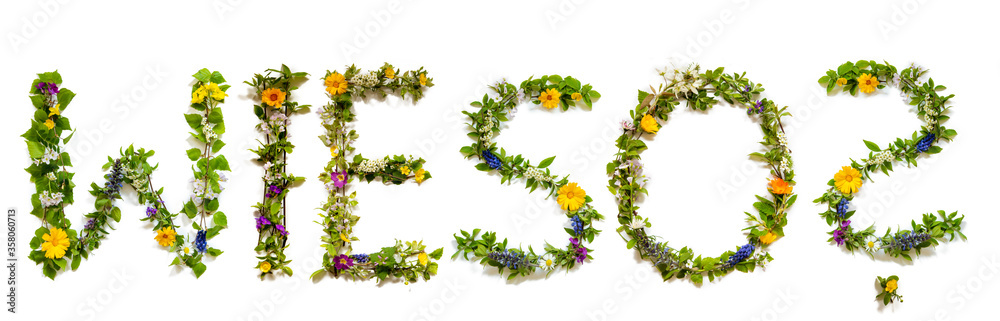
[454,75,604,280]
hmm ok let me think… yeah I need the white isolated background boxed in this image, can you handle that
[2,0,999,320]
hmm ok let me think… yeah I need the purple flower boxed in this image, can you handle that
[841,220,851,228]
[274,224,288,236]
[333,254,354,270]
[265,185,282,198]
[576,246,588,263]
[331,171,348,188]
[84,218,95,230]
[833,229,845,246]
[569,237,580,247]
[36,82,59,95]
[145,206,157,218]
[255,215,272,230]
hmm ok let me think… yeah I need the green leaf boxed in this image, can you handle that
[537,156,555,168]
[26,141,44,158]
[863,140,880,152]
[193,69,212,83]
[186,148,201,161]
[213,212,228,228]
[192,262,207,278]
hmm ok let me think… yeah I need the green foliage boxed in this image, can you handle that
[875,275,903,305]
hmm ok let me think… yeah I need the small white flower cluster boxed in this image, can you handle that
[351,71,379,88]
[779,157,791,174]
[523,167,551,182]
[263,161,285,183]
[776,131,789,148]
[46,172,57,181]
[479,110,498,142]
[629,218,645,230]
[39,190,65,207]
[867,150,894,166]
[201,117,219,141]
[190,173,227,205]
[661,64,704,95]
[923,114,938,125]
[357,157,387,173]
[124,167,149,191]
[33,147,60,165]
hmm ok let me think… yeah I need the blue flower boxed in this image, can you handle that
[725,243,755,267]
[487,249,528,270]
[836,198,849,217]
[103,159,125,198]
[883,232,931,251]
[915,133,935,153]
[350,253,370,264]
[481,150,502,170]
[194,230,207,253]
[570,215,584,235]
[636,237,675,266]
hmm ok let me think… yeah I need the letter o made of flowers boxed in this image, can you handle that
[815,60,965,264]
[455,76,604,279]
[609,64,794,284]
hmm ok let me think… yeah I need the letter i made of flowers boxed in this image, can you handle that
[178,68,232,278]
[247,65,310,278]
[310,63,443,284]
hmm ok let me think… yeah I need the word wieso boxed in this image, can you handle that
[22,61,962,290]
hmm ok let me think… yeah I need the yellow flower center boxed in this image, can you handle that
[566,191,575,199]
[339,258,347,265]
[337,174,345,181]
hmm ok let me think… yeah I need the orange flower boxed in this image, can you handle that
[261,88,286,107]
[768,178,793,195]
[325,72,348,95]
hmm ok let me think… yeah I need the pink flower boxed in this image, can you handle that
[331,170,348,188]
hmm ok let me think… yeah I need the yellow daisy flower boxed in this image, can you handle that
[759,232,777,245]
[640,114,658,133]
[418,252,429,266]
[557,183,587,211]
[44,119,55,130]
[48,104,61,117]
[833,166,863,194]
[414,168,426,183]
[325,72,348,95]
[259,261,271,273]
[154,227,177,247]
[384,67,395,79]
[261,88,285,107]
[885,279,898,293]
[400,165,411,175]
[418,73,427,86]
[539,88,561,109]
[571,92,583,101]
[857,73,879,94]
[41,227,70,259]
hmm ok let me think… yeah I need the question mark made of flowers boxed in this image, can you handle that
[24,69,231,279]
[816,61,965,306]
[454,75,604,279]
[310,63,443,284]
[608,64,795,284]
[245,65,310,278]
